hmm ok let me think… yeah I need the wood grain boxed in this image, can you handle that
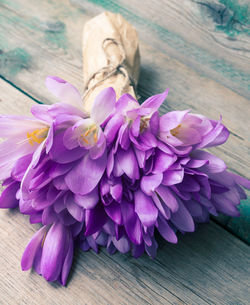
[0,49,249,305]
[1,0,249,242]
[0,0,250,303]
[2,204,249,305]
[0,79,248,304]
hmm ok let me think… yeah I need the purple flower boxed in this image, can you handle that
[21,222,74,285]
[158,110,229,149]
[0,77,249,286]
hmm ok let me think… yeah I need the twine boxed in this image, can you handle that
[82,38,136,102]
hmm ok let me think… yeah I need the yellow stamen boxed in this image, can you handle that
[80,124,98,146]
[80,135,89,144]
[41,232,47,248]
[27,127,49,146]
[93,132,98,143]
[140,118,150,133]
[84,129,91,137]
[170,124,181,137]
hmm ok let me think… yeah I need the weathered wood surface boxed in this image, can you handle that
[0,0,249,304]
[0,0,249,242]
[0,81,249,304]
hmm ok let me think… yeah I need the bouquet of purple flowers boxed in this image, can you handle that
[0,12,249,286]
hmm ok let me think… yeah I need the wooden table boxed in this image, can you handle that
[0,0,249,304]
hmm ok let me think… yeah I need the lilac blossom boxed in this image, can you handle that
[0,77,249,286]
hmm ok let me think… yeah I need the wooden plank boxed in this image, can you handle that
[0,66,249,305]
[0,0,249,258]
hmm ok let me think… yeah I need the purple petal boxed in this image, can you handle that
[30,104,52,123]
[185,200,203,218]
[187,159,208,168]
[171,200,195,232]
[192,150,226,173]
[74,187,99,209]
[89,130,106,160]
[212,197,240,217]
[104,113,124,144]
[141,89,169,112]
[61,232,73,286]
[162,169,184,186]
[49,131,86,164]
[152,193,171,219]
[150,111,159,135]
[177,175,200,193]
[85,204,107,236]
[230,172,250,189]
[91,87,116,125]
[30,213,42,224]
[134,190,158,227]
[110,183,122,202]
[0,181,19,208]
[11,154,32,181]
[157,215,177,243]
[121,201,142,245]
[156,185,179,212]
[63,125,79,150]
[65,151,107,195]
[141,174,163,196]
[132,243,145,258]
[153,150,177,174]
[66,196,84,222]
[145,237,158,258]
[48,103,86,119]
[21,225,48,271]
[41,222,67,281]
[131,116,140,137]
[134,147,146,168]
[159,110,189,132]
[116,147,139,180]
[42,206,57,225]
[206,123,229,148]
[46,76,82,109]
[104,201,122,225]
[112,236,130,254]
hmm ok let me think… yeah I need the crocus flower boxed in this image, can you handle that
[0,77,249,286]
[21,222,74,285]
[158,110,229,150]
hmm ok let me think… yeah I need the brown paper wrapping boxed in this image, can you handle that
[82,11,140,112]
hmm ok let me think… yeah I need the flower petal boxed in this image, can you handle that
[191,150,226,173]
[49,131,86,164]
[61,232,73,286]
[141,89,169,111]
[116,147,139,180]
[0,181,19,208]
[104,201,122,225]
[91,87,116,125]
[171,200,195,232]
[140,174,163,196]
[65,151,107,195]
[162,169,184,186]
[157,215,177,243]
[156,185,179,212]
[21,225,48,271]
[134,190,158,227]
[46,76,82,109]
[159,110,189,132]
[74,187,99,209]
[121,201,142,245]
[41,222,66,282]
[153,150,177,174]
[85,204,107,236]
